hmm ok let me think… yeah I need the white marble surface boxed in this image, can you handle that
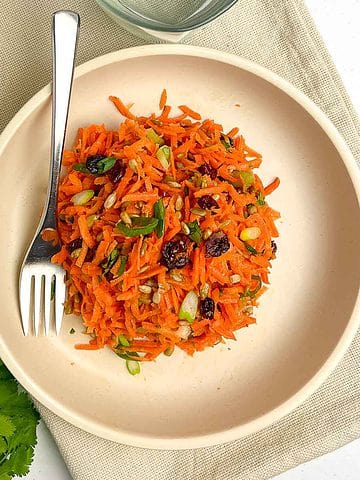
[21,0,360,478]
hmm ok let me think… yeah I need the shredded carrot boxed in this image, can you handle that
[159,89,167,110]
[264,177,280,196]
[52,90,280,368]
[178,105,201,120]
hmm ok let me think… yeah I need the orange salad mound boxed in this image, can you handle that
[52,92,280,373]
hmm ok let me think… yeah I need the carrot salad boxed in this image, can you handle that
[51,92,280,375]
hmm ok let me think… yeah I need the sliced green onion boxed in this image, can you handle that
[116,216,158,237]
[126,359,141,375]
[187,220,202,244]
[146,128,164,146]
[71,189,95,206]
[240,227,261,241]
[117,255,127,276]
[156,145,171,170]
[238,171,255,187]
[118,334,130,347]
[73,163,89,173]
[179,291,199,323]
[154,199,165,238]
[257,191,266,206]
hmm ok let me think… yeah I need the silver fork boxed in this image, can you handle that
[19,11,80,336]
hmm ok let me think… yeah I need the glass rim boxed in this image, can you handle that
[96,0,238,33]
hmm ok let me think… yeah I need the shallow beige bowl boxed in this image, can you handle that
[0,45,359,449]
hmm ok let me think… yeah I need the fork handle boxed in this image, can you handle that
[42,11,80,229]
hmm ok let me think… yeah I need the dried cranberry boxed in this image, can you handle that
[161,234,191,270]
[85,247,95,262]
[198,195,219,210]
[200,297,215,319]
[205,231,230,258]
[66,238,82,252]
[104,271,114,282]
[198,163,217,179]
[86,155,106,174]
[107,160,126,184]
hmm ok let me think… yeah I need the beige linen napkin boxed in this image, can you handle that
[1,1,360,479]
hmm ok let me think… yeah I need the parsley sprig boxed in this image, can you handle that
[0,360,39,479]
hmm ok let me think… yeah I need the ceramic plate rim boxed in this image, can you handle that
[1,44,360,449]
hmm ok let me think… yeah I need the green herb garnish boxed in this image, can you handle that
[244,243,258,255]
[154,199,165,238]
[117,255,127,276]
[116,217,159,237]
[187,220,202,244]
[72,163,90,173]
[101,248,119,274]
[94,157,117,174]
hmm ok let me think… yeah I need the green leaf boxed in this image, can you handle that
[0,438,7,455]
[101,248,119,274]
[0,392,37,416]
[0,473,12,480]
[154,199,165,238]
[117,255,127,276]
[6,414,38,452]
[96,157,117,174]
[0,445,34,476]
[0,362,13,381]
[72,163,89,173]
[116,217,159,237]
[0,381,18,407]
[187,220,202,244]
[0,415,15,438]
[244,243,258,255]
[0,362,39,478]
